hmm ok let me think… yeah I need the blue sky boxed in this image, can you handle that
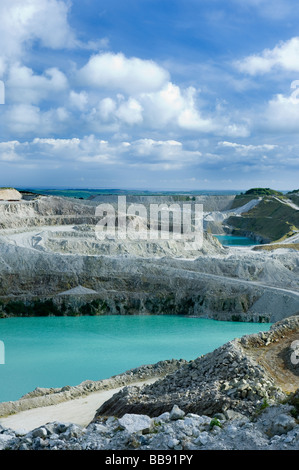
[0,0,299,191]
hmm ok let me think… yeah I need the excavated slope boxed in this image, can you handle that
[93,316,299,419]
[0,195,298,321]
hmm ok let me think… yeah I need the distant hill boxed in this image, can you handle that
[227,188,299,242]
[244,188,284,196]
[230,188,284,210]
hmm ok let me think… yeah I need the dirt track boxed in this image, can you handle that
[247,331,299,393]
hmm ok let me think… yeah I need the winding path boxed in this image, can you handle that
[0,378,158,432]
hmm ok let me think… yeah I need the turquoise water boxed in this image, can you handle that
[0,316,271,403]
[215,235,260,246]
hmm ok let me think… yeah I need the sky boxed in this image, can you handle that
[0,0,299,191]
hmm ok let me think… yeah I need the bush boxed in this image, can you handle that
[210,418,222,429]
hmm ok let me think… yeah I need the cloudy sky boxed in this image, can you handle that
[0,0,299,191]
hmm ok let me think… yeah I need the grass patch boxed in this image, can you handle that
[253,243,299,252]
[254,398,270,417]
[210,418,222,429]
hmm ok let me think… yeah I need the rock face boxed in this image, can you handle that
[93,316,299,419]
[0,188,22,201]
[0,195,298,322]
[89,194,236,212]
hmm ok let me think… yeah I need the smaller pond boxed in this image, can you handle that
[214,235,260,246]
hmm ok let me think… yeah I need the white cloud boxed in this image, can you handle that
[98,97,117,121]
[76,37,110,51]
[32,137,81,149]
[69,90,89,111]
[3,103,70,134]
[137,83,249,136]
[0,0,76,65]
[7,63,68,104]
[132,139,182,158]
[77,52,170,94]
[0,136,203,170]
[139,82,214,132]
[263,91,299,131]
[0,141,22,161]
[115,98,143,125]
[216,140,282,170]
[235,37,299,75]
[0,3,249,142]
[5,104,41,133]
[218,141,277,154]
[129,138,202,169]
[70,82,221,134]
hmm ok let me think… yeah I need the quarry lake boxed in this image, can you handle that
[0,315,272,403]
[214,235,260,246]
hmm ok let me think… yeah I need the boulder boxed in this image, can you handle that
[118,414,152,434]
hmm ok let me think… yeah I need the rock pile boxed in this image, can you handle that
[1,399,299,450]
[94,339,283,419]
[94,316,299,419]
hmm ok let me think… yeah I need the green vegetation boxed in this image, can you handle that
[254,398,270,417]
[151,421,163,433]
[227,197,299,242]
[260,398,270,410]
[210,418,222,429]
[231,187,285,210]
[244,188,283,196]
[230,194,258,209]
